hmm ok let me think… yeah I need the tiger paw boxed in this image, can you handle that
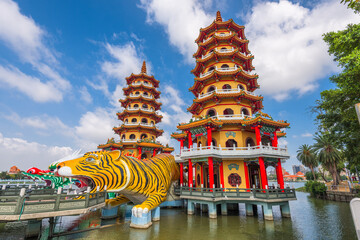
[132,205,149,218]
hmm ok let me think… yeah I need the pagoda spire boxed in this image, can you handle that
[216,11,222,22]
[141,60,147,74]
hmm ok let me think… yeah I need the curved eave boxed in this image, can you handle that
[193,91,263,104]
[276,132,287,138]
[177,118,223,131]
[193,35,250,60]
[194,19,245,43]
[171,132,186,139]
[119,97,162,109]
[196,51,254,64]
[125,73,160,88]
[98,143,123,149]
[113,126,164,137]
[135,142,164,148]
[123,85,161,98]
[117,110,163,120]
[162,147,174,152]
[236,116,290,128]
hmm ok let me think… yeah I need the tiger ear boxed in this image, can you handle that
[109,150,121,161]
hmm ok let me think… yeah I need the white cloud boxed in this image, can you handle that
[0,132,73,171]
[139,0,213,63]
[301,132,313,138]
[75,108,118,150]
[0,0,70,102]
[246,0,360,101]
[0,65,64,102]
[278,138,288,146]
[79,86,92,104]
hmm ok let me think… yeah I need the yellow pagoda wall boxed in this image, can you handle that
[195,163,202,187]
[198,99,253,117]
[119,131,157,141]
[223,160,247,188]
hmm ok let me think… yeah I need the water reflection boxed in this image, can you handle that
[0,187,356,240]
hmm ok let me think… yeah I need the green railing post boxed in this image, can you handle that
[15,188,26,215]
[85,187,90,208]
[96,186,100,204]
[54,187,62,211]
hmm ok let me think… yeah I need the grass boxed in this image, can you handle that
[296,186,307,192]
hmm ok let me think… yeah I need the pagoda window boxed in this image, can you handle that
[246,138,255,147]
[143,92,148,96]
[151,136,155,140]
[134,104,139,108]
[207,86,215,92]
[221,64,229,69]
[151,121,154,125]
[208,66,215,72]
[238,84,245,90]
[241,108,249,116]
[144,81,149,85]
[206,109,216,117]
[125,119,128,123]
[140,134,147,139]
[197,141,202,147]
[131,118,137,123]
[211,138,217,147]
[223,108,234,116]
[150,107,154,111]
[135,91,140,95]
[130,134,136,140]
[141,153,147,159]
[141,118,148,124]
[142,104,148,109]
[226,139,238,149]
[121,135,125,140]
[222,84,231,90]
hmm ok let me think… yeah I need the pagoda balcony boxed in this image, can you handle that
[126,107,156,113]
[121,139,140,143]
[129,93,154,99]
[179,143,289,160]
[202,31,233,43]
[199,65,241,78]
[131,82,153,88]
[197,87,258,99]
[124,122,155,127]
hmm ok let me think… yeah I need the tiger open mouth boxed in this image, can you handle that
[74,176,96,193]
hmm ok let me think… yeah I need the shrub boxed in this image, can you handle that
[305,181,327,197]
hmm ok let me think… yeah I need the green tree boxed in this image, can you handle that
[296,144,318,180]
[313,22,360,173]
[312,133,342,185]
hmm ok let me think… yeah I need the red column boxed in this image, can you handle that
[220,161,224,189]
[200,163,204,187]
[206,126,212,148]
[187,131,193,187]
[138,147,142,158]
[180,163,184,186]
[244,162,250,189]
[153,148,157,157]
[272,130,278,149]
[255,125,261,146]
[188,160,193,187]
[259,157,268,189]
[180,139,184,152]
[277,159,284,189]
[208,157,214,189]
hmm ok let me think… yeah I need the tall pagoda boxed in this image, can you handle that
[98,61,174,158]
[171,12,294,219]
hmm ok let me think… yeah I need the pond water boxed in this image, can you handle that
[0,182,357,240]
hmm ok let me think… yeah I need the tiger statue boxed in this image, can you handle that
[56,150,179,218]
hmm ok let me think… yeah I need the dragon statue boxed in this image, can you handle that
[56,150,179,218]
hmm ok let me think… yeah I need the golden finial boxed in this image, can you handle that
[141,60,147,74]
[216,11,222,22]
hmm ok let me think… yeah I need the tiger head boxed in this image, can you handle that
[56,150,129,193]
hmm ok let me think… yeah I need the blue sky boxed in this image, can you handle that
[0,0,359,172]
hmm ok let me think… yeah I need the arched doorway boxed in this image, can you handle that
[207,109,216,117]
[246,138,255,147]
[248,162,261,189]
[223,108,234,116]
[226,139,238,149]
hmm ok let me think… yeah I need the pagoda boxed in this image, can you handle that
[171,12,295,220]
[98,61,174,158]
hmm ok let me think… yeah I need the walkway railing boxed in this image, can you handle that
[198,87,258,99]
[180,143,289,159]
[0,187,106,217]
[179,187,296,200]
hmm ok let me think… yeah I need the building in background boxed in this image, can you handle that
[98,61,174,157]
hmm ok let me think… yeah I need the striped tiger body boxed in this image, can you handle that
[57,150,179,216]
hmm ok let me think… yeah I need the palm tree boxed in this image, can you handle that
[297,144,318,180]
[312,133,342,185]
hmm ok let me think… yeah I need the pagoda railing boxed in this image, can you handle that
[199,66,239,78]
[123,122,155,127]
[131,82,153,88]
[211,113,252,120]
[201,47,235,59]
[121,139,140,143]
[126,107,155,113]
[180,143,289,159]
[179,187,296,200]
[215,32,232,37]
[198,87,258,99]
